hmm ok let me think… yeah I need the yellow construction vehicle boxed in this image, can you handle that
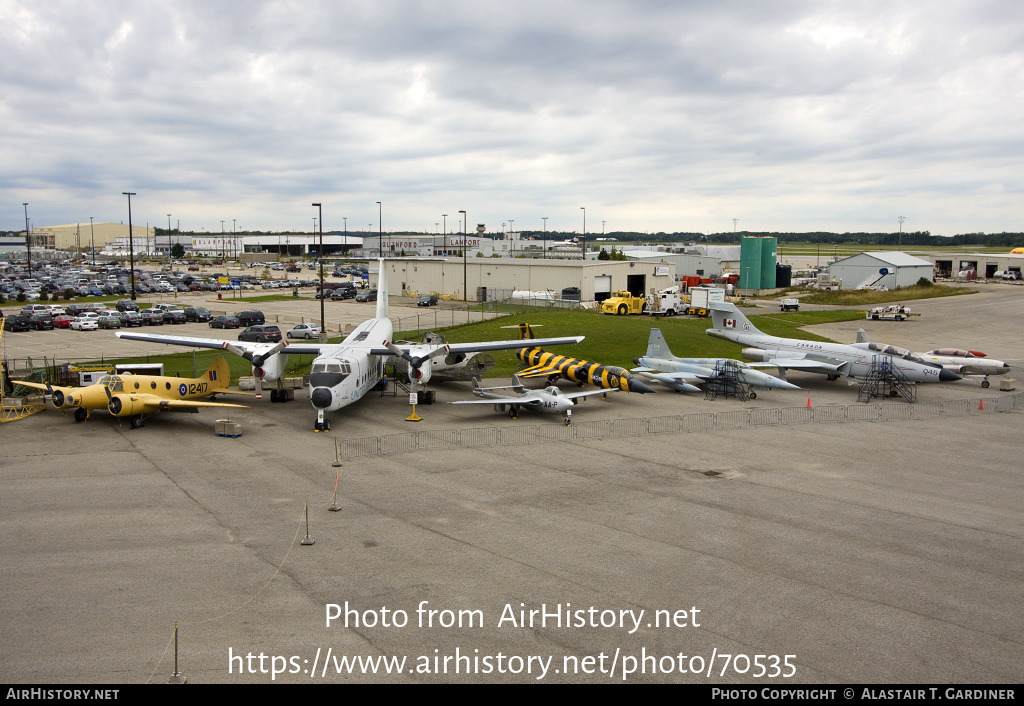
[601,291,647,315]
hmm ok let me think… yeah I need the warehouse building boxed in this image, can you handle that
[828,252,935,289]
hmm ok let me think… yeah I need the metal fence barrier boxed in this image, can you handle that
[336,391,1024,461]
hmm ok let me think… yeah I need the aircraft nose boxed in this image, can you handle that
[310,387,333,408]
[939,368,961,382]
[627,377,657,394]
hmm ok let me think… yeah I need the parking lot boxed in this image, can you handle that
[1,286,1022,683]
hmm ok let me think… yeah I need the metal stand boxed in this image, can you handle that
[704,359,752,401]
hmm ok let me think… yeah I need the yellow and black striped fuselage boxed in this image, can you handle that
[517,346,653,393]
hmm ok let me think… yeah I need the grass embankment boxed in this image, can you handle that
[798,282,975,306]
[394,307,866,378]
[64,306,865,385]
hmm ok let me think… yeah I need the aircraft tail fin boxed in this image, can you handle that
[645,328,674,359]
[856,328,869,343]
[517,323,535,341]
[203,357,232,390]
[375,258,388,321]
[709,302,764,336]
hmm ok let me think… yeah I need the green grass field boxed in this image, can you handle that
[799,282,975,306]
[44,307,866,386]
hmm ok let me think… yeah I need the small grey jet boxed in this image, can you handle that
[632,328,802,397]
[451,374,613,425]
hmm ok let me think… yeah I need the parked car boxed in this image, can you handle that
[96,313,122,329]
[117,311,144,327]
[53,314,75,329]
[28,313,55,330]
[184,307,212,322]
[286,323,321,339]
[209,315,240,329]
[3,314,33,332]
[70,317,99,331]
[417,293,439,306]
[236,310,266,326]
[139,310,165,326]
[355,289,377,302]
[238,325,282,343]
[161,309,187,324]
[330,286,356,300]
[116,300,140,312]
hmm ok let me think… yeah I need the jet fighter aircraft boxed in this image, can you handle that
[512,323,656,394]
[852,330,1010,388]
[117,260,584,431]
[16,358,245,428]
[451,374,613,425]
[707,303,961,385]
[632,328,801,396]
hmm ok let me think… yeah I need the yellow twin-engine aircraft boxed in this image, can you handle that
[17,358,246,429]
[511,323,656,394]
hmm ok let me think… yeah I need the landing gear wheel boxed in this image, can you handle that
[827,374,839,381]
[74,408,88,423]
[749,391,757,400]
[270,389,279,403]
[508,408,518,420]
[130,415,144,429]
[424,390,435,405]
[981,379,991,388]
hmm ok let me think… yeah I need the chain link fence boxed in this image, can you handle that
[336,392,1024,461]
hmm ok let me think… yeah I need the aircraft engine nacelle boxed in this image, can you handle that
[253,353,286,383]
[107,394,145,417]
[740,347,771,362]
[410,358,433,385]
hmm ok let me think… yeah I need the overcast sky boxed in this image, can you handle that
[2,0,1021,237]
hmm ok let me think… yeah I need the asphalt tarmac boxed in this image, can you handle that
[1,286,1022,684]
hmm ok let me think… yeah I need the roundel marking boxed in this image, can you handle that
[179,383,188,396]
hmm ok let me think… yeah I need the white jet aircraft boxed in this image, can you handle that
[117,259,584,431]
[853,331,1010,388]
[706,303,961,385]
[631,328,802,397]
[450,374,613,425]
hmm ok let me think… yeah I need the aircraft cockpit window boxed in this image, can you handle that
[312,362,327,373]
[544,386,562,396]
[881,345,909,356]
[867,343,883,352]
[100,376,124,392]
[327,363,343,373]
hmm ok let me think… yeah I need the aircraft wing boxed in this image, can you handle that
[562,388,616,400]
[631,368,706,384]
[12,380,56,392]
[129,395,247,413]
[748,355,848,374]
[370,336,584,358]
[115,331,324,356]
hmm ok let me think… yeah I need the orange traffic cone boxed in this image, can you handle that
[979,399,984,411]
[806,397,812,409]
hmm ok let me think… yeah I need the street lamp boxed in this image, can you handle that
[90,216,95,267]
[442,214,448,255]
[376,201,382,255]
[459,209,467,304]
[542,217,547,258]
[123,192,137,300]
[23,203,31,273]
[580,207,587,258]
[312,202,325,339]
[167,214,172,262]
[898,215,906,252]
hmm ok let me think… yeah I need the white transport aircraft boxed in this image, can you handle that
[117,259,584,431]
[706,303,961,385]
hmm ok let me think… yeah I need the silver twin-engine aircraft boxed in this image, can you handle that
[117,259,583,431]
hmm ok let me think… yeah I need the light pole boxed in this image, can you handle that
[22,203,30,274]
[442,214,447,255]
[123,192,137,300]
[312,203,325,340]
[90,216,95,267]
[376,201,382,256]
[459,209,467,304]
[542,217,547,258]
[580,207,586,261]
[167,214,172,262]
[343,217,347,255]
[898,215,906,252]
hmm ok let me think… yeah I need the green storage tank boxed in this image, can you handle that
[740,236,762,289]
[759,236,777,289]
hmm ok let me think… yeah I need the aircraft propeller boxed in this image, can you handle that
[220,340,289,400]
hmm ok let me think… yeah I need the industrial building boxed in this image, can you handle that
[828,251,935,289]
[376,257,676,303]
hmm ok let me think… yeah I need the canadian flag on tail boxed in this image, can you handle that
[724,318,737,328]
